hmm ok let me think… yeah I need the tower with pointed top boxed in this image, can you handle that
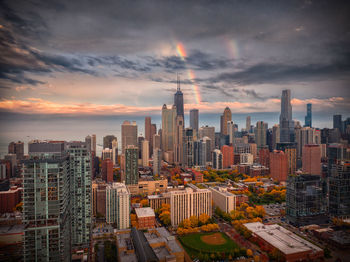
[174,75,184,119]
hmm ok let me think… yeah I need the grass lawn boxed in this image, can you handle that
[178,232,242,259]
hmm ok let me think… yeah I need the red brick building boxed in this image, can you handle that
[191,170,203,183]
[302,144,321,175]
[269,150,288,182]
[235,194,249,206]
[135,207,155,229]
[0,186,21,213]
[221,145,234,168]
[102,159,113,183]
[258,148,270,168]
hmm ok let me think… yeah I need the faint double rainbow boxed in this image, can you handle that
[175,43,201,104]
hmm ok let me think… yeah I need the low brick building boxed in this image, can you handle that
[0,186,21,214]
[135,207,155,230]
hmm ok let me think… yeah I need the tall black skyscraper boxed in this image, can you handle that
[280,89,293,142]
[174,76,184,119]
[333,114,342,131]
[190,109,199,133]
[304,103,312,127]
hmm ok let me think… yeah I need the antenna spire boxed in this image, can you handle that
[177,73,180,91]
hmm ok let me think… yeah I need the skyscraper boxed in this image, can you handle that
[333,114,342,131]
[183,128,194,167]
[304,103,312,127]
[8,141,24,160]
[212,149,223,170]
[280,89,293,142]
[302,144,321,175]
[270,150,288,182]
[103,135,117,149]
[106,183,130,229]
[85,135,92,152]
[112,139,118,165]
[199,126,215,151]
[221,145,234,168]
[142,140,149,167]
[66,142,91,251]
[91,134,96,153]
[121,121,138,153]
[174,115,184,165]
[227,121,235,145]
[220,107,232,136]
[255,121,268,150]
[161,104,176,155]
[23,154,71,261]
[246,116,251,132]
[102,158,113,182]
[153,148,162,176]
[174,76,184,119]
[124,145,138,185]
[190,109,199,134]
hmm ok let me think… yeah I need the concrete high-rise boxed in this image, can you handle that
[304,103,312,127]
[145,117,154,157]
[280,89,293,142]
[199,126,215,151]
[190,109,199,134]
[23,154,71,261]
[8,141,24,160]
[174,77,184,119]
[161,104,176,157]
[220,107,232,136]
[227,121,235,145]
[272,124,280,150]
[255,121,268,150]
[202,136,212,162]
[102,159,113,182]
[91,134,96,153]
[85,135,92,152]
[270,150,288,182]
[209,186,236,214]
[124,145,138,185]
[66,142,91,251]
[121,121,138,153]
[170,185,212,226]
[212,149,223,170]
[142,140,149,167]
[153,134,161,150]
[103,135,117,149]
[221,145,234,168]
[302,144,321,175]
[106,183,130,229]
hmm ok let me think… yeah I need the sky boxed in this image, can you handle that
[0,0,349,120]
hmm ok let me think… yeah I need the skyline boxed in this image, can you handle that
[0,0,350,117]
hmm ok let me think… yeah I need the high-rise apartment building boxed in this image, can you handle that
[124,145,138,185]
[142,140,149,167]
[153,148,162,176]
[112,139,118,165]
[193,139,207,167]
[220,107,232,136]
[190,109,199,134]
[121,121,138,153]
[170,185,212,226]
[28,140,65,156]
[272,124,280,150]
[202,136,212,163]
[270,150,288,182]
[280,89,293,142]
[102,159,113,182]
[199,126,215,151]
[221,145,234,168]
[302,145,321,175]
[8,141,24,160]
[304,103,312,127]
[286,174,327,226]
[23,154,71,261]
[227,121,235,145]
[277,143,297,175]
[212,149,223,170]
[153,134,161,151]
[85,135,92,152]
[333,114,342,131]
[106,183,130,229]
[209,186,236,213]
[91,134,96,153]
[66,142,91,250]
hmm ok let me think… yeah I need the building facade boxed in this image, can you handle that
[106,183,130,229]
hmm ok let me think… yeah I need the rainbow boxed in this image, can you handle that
[176,43,201,104]
[225,38,240,60]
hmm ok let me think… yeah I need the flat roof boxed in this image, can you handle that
[135,207,155,218]
[244,222,322,255]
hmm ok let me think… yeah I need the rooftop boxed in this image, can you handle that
[135,207,155,218]
[244,222,322,255]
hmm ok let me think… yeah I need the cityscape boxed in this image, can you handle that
[0,1,350,262]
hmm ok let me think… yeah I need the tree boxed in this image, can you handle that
[255,206,266,218]
[182,218,191,229]
[140,199,149,207]
[199,213,210,225]
[189,215,199,227]
[246,249,253,257]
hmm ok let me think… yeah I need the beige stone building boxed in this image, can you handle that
[127,178,168,195]
[209,186,236,214]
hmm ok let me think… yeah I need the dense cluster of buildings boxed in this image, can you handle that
[0,85,349,261]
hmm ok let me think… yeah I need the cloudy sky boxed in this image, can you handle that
[0,0,349,117]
